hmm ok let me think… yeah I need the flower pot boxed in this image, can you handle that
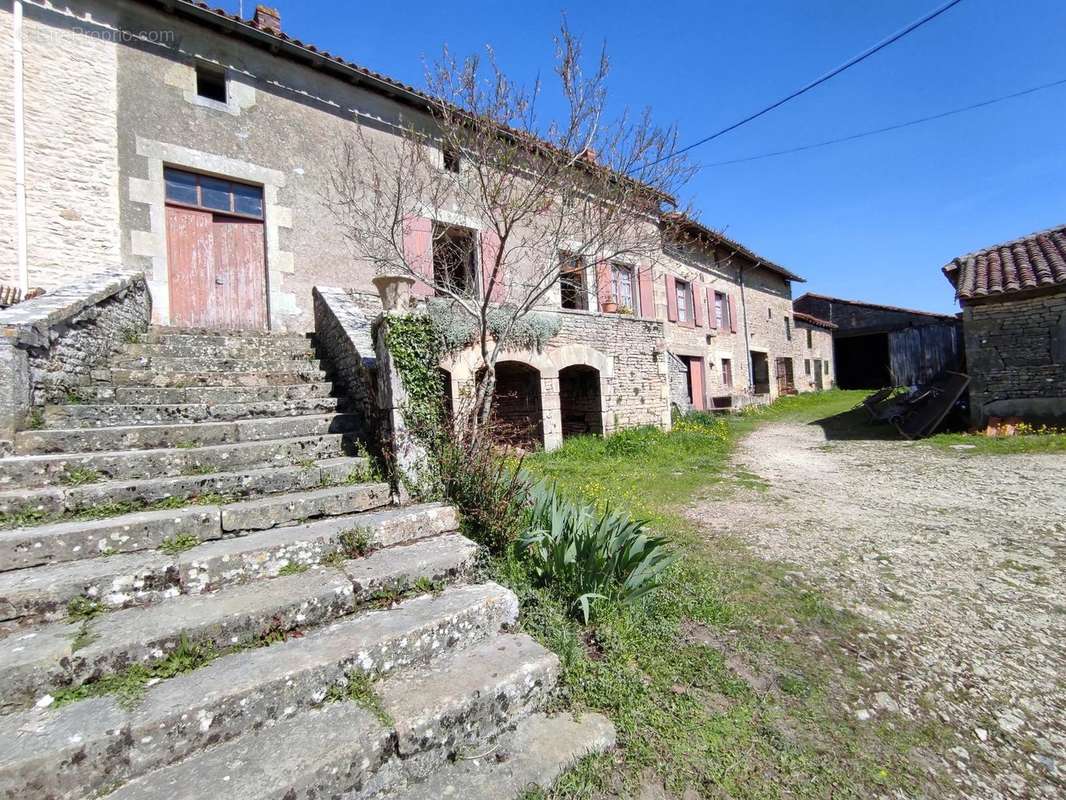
[602,300,618,313]
[372,274,417,311]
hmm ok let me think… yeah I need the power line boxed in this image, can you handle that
[696,77,1066,168]
[635,0,967,172]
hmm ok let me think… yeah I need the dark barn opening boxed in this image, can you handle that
[559,364,603,438]
[489,361,543,449]
[835,333,891,389]
[750,351,771,395]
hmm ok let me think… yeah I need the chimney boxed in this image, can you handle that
[253,5,281,33]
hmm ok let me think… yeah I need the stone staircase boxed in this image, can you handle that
[0,327,612,799]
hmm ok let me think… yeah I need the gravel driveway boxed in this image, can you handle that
[695,420,1065,799]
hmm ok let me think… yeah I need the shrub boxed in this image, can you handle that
[518,481,675,623]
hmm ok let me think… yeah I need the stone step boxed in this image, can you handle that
[42,396,340,428]
[109,355,323,374]
[102,702,393,800]
[382,712,617,800]
[0,432,353,489]
[380,633,560,766]
[0,505,220,571]
[71,382,335,405]
[17,412,359,454]
[0,482,388,572]
[0,501,448,625]
[110,367,327,387]
[0,533,477,711]
[136,328,310,344]
[0,582,518,799]
[180,502,455,594]
[121,339,314,359]
[0,455,364,523]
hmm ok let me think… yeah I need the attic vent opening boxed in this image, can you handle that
[196,64,227,104]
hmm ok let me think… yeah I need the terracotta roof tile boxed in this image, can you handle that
[792,311,836,330]
[944,224,1066,302]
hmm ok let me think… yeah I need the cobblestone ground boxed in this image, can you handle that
[696,421,1065,800]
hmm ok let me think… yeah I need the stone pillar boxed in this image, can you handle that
[0,339,31,454]
[541,373,563,451]
[375,315,432,500]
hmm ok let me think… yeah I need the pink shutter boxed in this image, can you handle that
[480,229,505,303]
[596,262,612,310]
[665,275,677,322]
[637,264,655,319]
[403,216,434,297]
[707,287,718,330]
[693,284,704,327]
[728,294,738,333]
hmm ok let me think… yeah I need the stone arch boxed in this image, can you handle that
[559,364,604,438]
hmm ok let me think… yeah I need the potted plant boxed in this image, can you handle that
[617,304,633,315]
[602,298,618,313]
[372,272,417,312]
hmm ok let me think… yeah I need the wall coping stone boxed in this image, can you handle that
[0,270,147,349]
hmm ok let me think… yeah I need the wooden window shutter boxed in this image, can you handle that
[665,275,678,322]
[403,216,434,297]
[596,261,612,310]
[480,229,505,303]
[638,264,655,318]
[728,294,738,333]
[707,287,718,330]
[693,284,704,327]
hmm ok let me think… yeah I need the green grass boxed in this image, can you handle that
[277,562,310,576]
[58,467,102,487]
[323,672,393,726]
[510,390,949,799]
[158,533,202,555]
[925,430,1066,455]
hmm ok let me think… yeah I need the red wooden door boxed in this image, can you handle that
[166,206,267,330]
[688,357,706,410]
[212,216,267,330]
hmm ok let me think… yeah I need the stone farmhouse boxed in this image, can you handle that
[942,223,1066,426]
[1,0,831,454]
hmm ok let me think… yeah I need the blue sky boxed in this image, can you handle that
[219,0,1066,313]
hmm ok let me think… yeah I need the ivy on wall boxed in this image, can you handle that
[382,313,445,431]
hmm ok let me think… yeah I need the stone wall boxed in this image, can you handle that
[0,270,150,450]
[793,322,835,392]
[311,287,375,440]
[0,1,123,290]
[962,291,1066,424]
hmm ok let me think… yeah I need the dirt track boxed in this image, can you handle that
[694,420,1066,799]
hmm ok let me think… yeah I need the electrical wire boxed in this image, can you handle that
[633,0,967,172]
[696,76,1066,168]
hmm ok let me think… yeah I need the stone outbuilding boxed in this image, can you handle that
[793,293,961,389]
[942,224,1066,425]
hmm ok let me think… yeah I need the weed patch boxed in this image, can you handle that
[158,533,201,555]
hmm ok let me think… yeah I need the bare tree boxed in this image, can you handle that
[329,21,692,438]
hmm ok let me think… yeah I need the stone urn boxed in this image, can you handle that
[372,274,416,312]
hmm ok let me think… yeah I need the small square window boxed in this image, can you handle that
[675,279,690,323]
[195,64,227,104]
[442,147,460,173]
[233,182,264,217]
[164,168,198,205]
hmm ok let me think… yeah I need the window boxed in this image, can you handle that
[806,328,813,348]
[714,291,731,329]
[721,358,733,388]
[804,358,811,375]
[442,146,461,173]
[559,254,587,311]
[784,316,792,341]
[767,307,773,320]
[164,168,263,218]
[675,279,690,322]
[824,359,830,374]
[432,224,477,295]
[195,64,227,103]
[612,264,635,313]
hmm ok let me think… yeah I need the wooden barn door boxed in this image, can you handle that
[164,168,268,331]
